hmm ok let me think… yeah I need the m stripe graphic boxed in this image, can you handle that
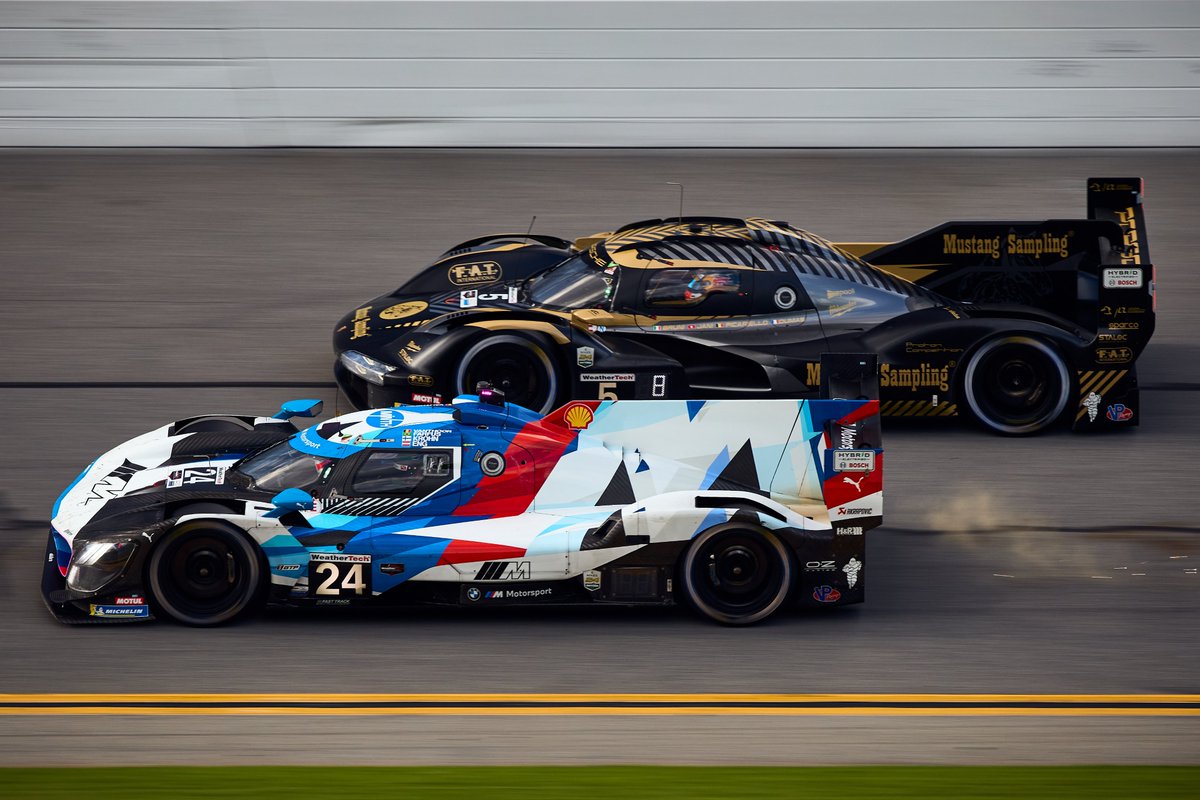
[474,561,531,581]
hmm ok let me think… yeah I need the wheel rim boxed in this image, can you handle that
[683,526,791,625]
[964,337,1069,434]
[456,335,557,413]
[150,525,259,625]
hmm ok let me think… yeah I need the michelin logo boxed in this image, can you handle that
[89,604,149,618]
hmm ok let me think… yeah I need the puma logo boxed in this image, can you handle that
[842,475,865,491]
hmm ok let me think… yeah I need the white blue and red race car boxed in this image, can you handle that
[43,380,882,626]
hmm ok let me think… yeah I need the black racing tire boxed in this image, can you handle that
[961,335,1071,435]
[174,416,254,435]
[147,520,264,627]
[679,523,794,626]
[454,333,561,414]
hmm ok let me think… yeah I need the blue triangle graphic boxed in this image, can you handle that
[686,400,706,422]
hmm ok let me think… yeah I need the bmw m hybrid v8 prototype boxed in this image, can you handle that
[45,377,882,627]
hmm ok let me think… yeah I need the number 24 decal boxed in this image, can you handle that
[313,562,368,596]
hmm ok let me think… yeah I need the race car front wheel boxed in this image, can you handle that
[962,335,1071,435]
[455,333,560,414]
[148,520,264,626]
[680,524,794,625]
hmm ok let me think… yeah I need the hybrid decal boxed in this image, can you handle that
[1102,268,1143,289]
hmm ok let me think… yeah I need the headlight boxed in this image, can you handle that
[339,350,396,386]
[66,538,138,594]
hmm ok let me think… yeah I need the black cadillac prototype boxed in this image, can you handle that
[334,179,1155,435]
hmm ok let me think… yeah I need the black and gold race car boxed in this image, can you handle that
[334,178,1154,435]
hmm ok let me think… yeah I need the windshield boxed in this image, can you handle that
[235,441,338,492]
[527,245,615,310]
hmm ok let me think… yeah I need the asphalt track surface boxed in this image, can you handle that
[0,149,1198,765]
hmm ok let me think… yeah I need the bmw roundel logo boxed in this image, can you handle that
[774,286,797,310]
[466,587,481,602]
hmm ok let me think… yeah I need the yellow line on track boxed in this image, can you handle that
[1,694,1199,717]
[2,707,1199,717]
[5,693,1200,703]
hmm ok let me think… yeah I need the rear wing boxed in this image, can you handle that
[841,178,1156,359]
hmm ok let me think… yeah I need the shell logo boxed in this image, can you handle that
[564,404,594,430]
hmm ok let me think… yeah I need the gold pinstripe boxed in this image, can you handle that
[882,400,959,418]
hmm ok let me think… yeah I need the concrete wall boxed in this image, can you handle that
[1,0,1197,146]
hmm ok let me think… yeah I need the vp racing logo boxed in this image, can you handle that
[84,460,143,504]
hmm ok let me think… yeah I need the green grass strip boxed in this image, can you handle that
[1,766,1197,799]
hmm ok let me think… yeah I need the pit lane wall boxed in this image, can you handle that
[1,0,1197,147]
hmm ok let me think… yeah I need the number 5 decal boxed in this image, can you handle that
[597,381,619,401]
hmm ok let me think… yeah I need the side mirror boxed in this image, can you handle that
[274,399,323,420]
[264,488,315,518]
[475,381,506,408]
[570,308,621,329]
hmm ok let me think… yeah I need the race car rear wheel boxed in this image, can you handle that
[680,524,793,626]
[455,333,560,414]
[962,335,1071,435]
[148,520,264,626]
